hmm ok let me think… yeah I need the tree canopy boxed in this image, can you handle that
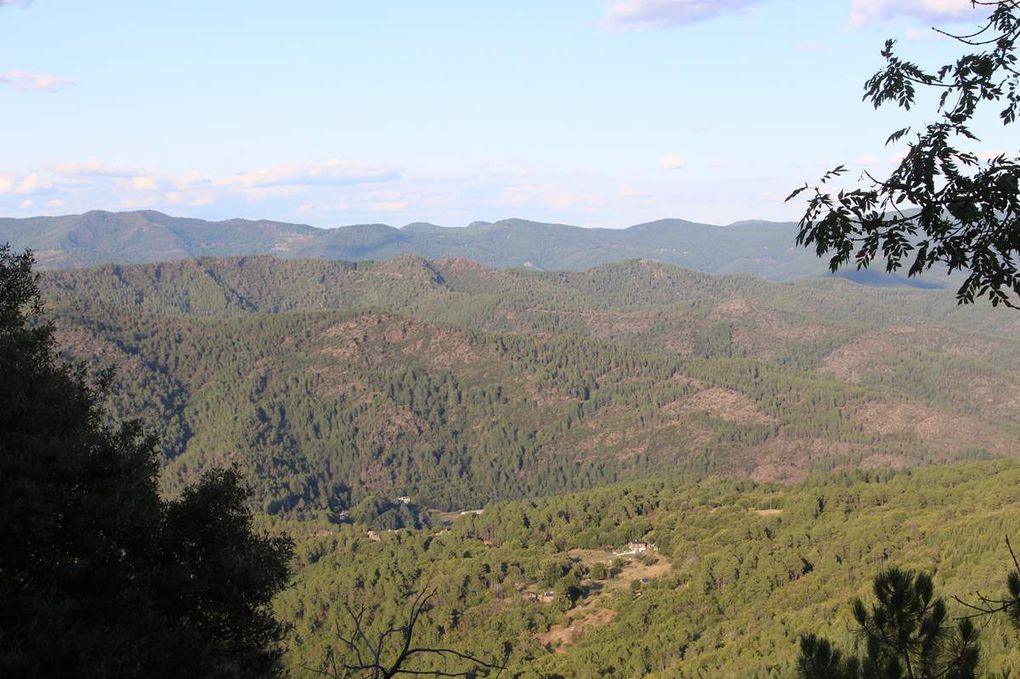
[797,569,980,679]
[790,0,1020,307]
[0,244,293,678]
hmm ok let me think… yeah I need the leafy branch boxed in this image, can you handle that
[789,1,1020,308]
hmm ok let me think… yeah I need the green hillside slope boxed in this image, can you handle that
[277,461,1020,677]
[41,256,1020,519]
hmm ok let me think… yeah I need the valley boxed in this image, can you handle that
[41,255,1020,518]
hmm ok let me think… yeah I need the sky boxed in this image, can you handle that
[0,0,1013,228]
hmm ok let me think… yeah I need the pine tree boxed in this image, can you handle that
[797,568,980,679]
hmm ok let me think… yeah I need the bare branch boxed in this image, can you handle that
[310,589,506,679]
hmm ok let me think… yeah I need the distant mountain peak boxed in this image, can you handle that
[400,221,445,232]
[434,257,486,272]
[374,254,446,285]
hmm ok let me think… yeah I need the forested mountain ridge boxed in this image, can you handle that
[42,255,1020,519]
[3,209,947,286]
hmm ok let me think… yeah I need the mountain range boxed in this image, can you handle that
[1,209,947,288]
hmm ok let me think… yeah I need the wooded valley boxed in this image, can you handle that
[28,253,1020,675]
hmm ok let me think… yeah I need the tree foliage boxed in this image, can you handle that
[790,0,1020,307]
[0,245,294,678]
[797,568,980,679]
[277,461,1020,677]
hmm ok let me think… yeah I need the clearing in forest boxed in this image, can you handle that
[536,547,672,652]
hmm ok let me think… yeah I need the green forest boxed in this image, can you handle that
[40,255,1020,519]
[17,252,1019,676]
[275,461,1020,677]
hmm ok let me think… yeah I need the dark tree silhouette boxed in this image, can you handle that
[789,1,1020,307]
[797,568,980,679]
[0,244,294,678]
[307,589,505,679]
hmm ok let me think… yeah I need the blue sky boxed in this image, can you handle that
[0,0,1011,227]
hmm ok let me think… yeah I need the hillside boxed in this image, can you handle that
[278,461,1020,677]
[3,209,948,287]
[41,255,1020,519]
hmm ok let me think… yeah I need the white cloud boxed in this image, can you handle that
[187,192,216,207]
[160,189,213,207]
[849,0,982,26]
[45,199,65,210]
[604,0,765,30]
[0,172,52,195]
[499,183,597,211]
[373,201,409,213]
[659,155,686,170]
[129,176,159,191]
[473,161,536,179]
[15,173,50,194]
[234,185,310,205]
[0,158,419,223]
[50,161,139,178]
[19,199,32,210]
[232,159,398,188]
[0,70,71,92]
